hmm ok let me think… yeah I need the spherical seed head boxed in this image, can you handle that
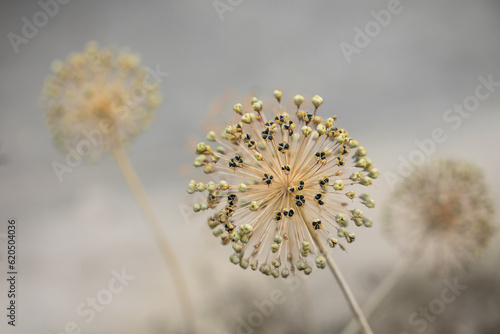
[188,91,378,277]
[384,159,495,275]
[40,41,162,159]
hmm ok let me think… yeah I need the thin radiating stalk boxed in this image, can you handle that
[339,257,411,334]
[297,207,374,334]
[112,146,197,334]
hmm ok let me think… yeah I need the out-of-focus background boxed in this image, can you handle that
[1,1,499,333]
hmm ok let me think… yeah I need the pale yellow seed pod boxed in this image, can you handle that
[240,258,249,269]
[325,118,334,128]
[336,133,346,143]
[301,126,312,136]
[255,152,263,161]
[271,269,279,278]
[311,95,324,108]
[271,243,280,253]
[333,179,344,191]
[196,182,206,192]
[350,172,361,182]
[364,199,375,208]
[355,158,367,168]
[230,231,240,242]
[252,101,263,112]
[193,203,201,212]
[193,157,203,167]
[203,164,214,174]
[187,184,196,194]
[352,208,363,218]
[206,131,217,141]
[328,237,338,248]
[336,213,346,225]
[219,180,229,190]
[315,255,326,269]
[241,113,252,124]
[233,103,243,114]
[297,260,307,270]
[229,253,240,264]
[346,233,356,243]
[360,177,373,186]
[294,95,304,107]
[249,201,259,211]
[304,266,312,275]
[281,268,290,278]
[232,243,243,253]
[273,90,282,101]
[200,202,208,210]
[238,183,248,192]
[207,181,216,193]
[368,168,379,179]
[195,142,207,154]
[212,228,223,237]
[250,261,258,271]
[346,190,355,199]
[316,124,326,135]
[349,139,359,148]
[356,146,367,157]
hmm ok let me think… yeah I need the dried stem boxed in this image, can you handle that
[112,146,197,334]
[297,207,374,334]
[339,257,411,334]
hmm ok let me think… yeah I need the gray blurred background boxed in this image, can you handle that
[1,0,499,333]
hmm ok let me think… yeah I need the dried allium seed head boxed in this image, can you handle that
[40,41,162,158]
[189,91,377,277]
[384,159,495,274]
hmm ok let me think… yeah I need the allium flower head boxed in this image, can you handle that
[40,41,162,158]
[384,159,495,274]
[188,91,377,278]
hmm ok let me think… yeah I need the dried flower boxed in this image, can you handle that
[384,159,495,274]
[188,91,377,277]
[40,41,162,158]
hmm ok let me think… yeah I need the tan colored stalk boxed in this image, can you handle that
[339,257,411,334]
[297,207,374,334]
[112,146,197,334]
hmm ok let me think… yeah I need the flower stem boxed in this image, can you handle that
[339,256,414,334]
[297,207,374,334]
[112,146,197,334]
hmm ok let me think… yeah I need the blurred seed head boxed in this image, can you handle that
[188,91,378,277]
[40,41,162,159]
[384,159,495,274]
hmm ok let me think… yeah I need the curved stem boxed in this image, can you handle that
[339,257,411,334]
[297,207,374,334]
[112,146,197,334]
